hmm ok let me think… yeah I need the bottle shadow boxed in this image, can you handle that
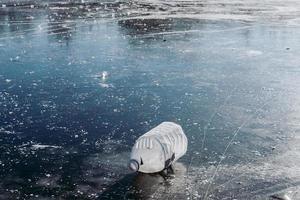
[99,162,187,200]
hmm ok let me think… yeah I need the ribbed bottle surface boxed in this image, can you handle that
[129,122,188,173]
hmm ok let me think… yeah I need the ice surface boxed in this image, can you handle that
[0,0,300,199]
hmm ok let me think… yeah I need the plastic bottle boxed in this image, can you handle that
[128,122,188,173]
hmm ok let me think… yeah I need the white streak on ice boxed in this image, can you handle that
[31,144,62,150]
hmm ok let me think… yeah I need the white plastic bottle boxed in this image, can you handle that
[128,122,188,173]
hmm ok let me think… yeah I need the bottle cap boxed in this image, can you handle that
[128,160,139,172]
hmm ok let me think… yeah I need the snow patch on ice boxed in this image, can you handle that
[31,144,62,150]
[99,83,113,88]
[246,50,263,56]
[0,127,16,134]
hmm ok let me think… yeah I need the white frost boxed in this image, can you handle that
[31,144,62,150]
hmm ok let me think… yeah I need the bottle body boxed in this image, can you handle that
[129,122,188,173]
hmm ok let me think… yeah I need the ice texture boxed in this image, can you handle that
[0,0,300,199]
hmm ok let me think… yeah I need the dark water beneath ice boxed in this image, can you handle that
[0,1,300,199]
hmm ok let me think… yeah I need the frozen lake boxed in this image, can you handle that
[0,0,300,199]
